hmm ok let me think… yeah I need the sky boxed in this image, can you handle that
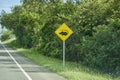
[0,0,21,35]
[0,0,21,13]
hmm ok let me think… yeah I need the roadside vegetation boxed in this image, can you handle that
[4,38,119,80]
[0,0,120,80]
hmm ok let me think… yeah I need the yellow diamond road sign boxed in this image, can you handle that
[55,23,73,41]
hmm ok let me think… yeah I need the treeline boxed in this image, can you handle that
[0,0,120,75]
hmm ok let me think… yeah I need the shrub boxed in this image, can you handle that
[81,25,120,74]
[0,31,12,41]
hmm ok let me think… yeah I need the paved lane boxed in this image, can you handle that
[0,43,67,80]
[0,43,28,80]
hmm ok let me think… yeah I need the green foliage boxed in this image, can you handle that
[0,0,120,77]
[81,25,120,74]
[0,30,13,41]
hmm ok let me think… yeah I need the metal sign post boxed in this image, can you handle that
[63,41,65,67]
[55,23,73,67]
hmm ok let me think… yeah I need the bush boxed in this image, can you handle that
[0,31,12,41]
[81,25,120,74]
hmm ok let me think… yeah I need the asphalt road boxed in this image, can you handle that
[0,42,67,80]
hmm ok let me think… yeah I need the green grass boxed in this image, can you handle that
[4,38,120,80]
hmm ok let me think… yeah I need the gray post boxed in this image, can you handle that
[63,41,65,67]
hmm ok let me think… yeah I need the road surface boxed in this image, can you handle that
[0,42,67,80]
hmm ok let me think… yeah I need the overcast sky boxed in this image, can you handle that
[0,0,21,34]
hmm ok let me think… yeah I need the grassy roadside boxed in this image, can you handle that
[4,38,119,80]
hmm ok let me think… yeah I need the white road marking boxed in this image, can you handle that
[1,43,32,80]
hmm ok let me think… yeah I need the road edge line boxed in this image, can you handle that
[1,43,32,80]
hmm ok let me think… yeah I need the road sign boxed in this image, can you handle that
[55,23,73,67]
[55,23,73,41]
